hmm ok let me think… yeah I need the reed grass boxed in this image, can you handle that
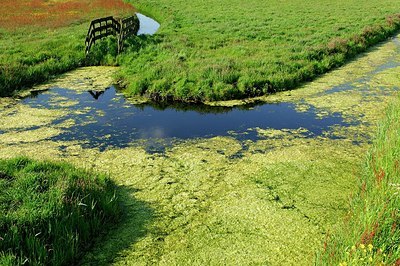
[316,96,400,265]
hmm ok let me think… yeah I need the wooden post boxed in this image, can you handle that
[117,18,123,54]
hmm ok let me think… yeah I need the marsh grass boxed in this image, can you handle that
[317,96,400,265]
[0,157,121,265]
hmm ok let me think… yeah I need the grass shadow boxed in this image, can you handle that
[79,185,154,265]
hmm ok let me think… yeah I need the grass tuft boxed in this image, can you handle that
[0,157,121,266]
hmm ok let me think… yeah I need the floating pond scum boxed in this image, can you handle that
[14,85,350,152]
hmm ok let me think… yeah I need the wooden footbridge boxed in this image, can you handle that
[85,14,139,54]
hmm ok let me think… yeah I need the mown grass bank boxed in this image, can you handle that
[317,97,400,265]
[0,157,121,265]
[118,0,400,101]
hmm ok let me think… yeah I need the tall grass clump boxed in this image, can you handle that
[317,97,400,265]
[0,157,121,265]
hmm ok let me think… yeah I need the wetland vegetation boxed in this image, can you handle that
[318,96,400,265]
[2,32,400,264]
[2,0,400,265]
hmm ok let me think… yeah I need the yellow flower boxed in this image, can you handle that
[351,245,356,251]
[369,257,373,262]
[360,244,365,249]
[368,244,373,251]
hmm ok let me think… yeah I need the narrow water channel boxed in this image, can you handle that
[136,13,160,35]
[18,86,348,151]
[0,31,400,152]
[1,26,399,154]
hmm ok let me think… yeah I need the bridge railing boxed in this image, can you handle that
[85,15,139,55]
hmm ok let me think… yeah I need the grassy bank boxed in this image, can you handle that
[0,157,121,265]
[2,1,400,102]
[118,0,400,101]
[317,96,400,265]
[0,0,134,97]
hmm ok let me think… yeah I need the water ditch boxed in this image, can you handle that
[17,85,349,152]
[2,33,400,154]
[136,13,160,35]
[1,19,400,266]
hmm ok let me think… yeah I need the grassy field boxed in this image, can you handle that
[0,0,134,97]
[1,0,400,101]
[317,96,400,265]
[118,0,400,101]
[0,157,120,265]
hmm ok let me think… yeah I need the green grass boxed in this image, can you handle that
[317,96,400,265]
[0,24,121,97]
[0,157,121,265]
[117,0,400,101]
[2,1,400,101]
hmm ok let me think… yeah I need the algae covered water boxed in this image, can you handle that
[19,85,348,151]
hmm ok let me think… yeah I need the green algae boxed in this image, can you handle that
[0,35,400,265]
[0,105,67,131]
[26,66,119,94]
[368,66,400,88]
[0,127,62,144]
[47,96,79,108]
[0,134,363,265]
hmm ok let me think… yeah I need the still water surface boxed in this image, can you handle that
[21,86,348,151]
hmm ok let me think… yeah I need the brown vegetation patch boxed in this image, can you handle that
[0,0,135,30]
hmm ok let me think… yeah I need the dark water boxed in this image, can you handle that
[21,86,349,151]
